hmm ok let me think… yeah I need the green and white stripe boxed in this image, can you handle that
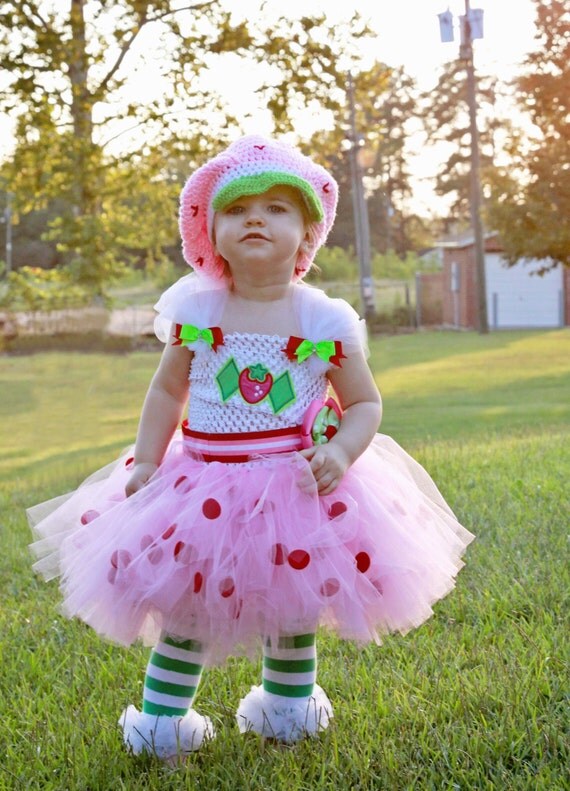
[142,636,204,717]
[262,633,317,699]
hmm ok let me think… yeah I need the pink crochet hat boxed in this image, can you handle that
[179,135,338,281]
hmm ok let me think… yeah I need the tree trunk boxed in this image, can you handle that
[68,0,95,216]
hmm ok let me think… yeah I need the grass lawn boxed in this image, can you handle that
[0,329,568,790]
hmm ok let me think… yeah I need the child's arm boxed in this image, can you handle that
[125,341,193,496]
[299,350,382,495]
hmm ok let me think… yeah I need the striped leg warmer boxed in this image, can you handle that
[236,633,333,742]
[262,632,317,699]
[119,636,214,759]
[143,636,204,716]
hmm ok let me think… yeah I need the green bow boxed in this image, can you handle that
[177,325,214,345]
[295,339,336,363]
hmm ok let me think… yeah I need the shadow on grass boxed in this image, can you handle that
[381,370,570,446]
[0,377,39,417]
[369,329,568,373]
[0,439,133,488]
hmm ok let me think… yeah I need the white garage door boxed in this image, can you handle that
[485,254,564,328]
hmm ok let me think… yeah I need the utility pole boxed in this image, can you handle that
[5,192,13,275]
[1,191,13,277]
[347,73,376,322]
[462,0,488,333]
[438,2,488,333]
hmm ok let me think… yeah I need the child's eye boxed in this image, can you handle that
[268,204,286,213]
[226,205,244,215]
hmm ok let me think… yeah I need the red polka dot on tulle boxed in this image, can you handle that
[219,577,235,598]
[355,551,371,573]
[110,549,132,569]
[162,524,177,540]
[194,572,204,593]
[287,549,310,570]
[148,546,163,565]
[174,475,192,493]
[372,579,384,595]
[320,578,340,597]
[327,501,347,519]
[80,510,100,525]
[270,543,288,565]
[140,534,153,551]
[125,456,135,470]
[174,542,197,564]
[202,498,221,519]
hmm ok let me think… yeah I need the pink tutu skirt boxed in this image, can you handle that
[28,431,474,664]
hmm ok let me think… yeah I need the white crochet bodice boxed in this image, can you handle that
[188,332,329,433]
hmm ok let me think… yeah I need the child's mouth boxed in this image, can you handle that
[241,233,270,241]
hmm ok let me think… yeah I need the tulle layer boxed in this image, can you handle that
[28,433,474,663]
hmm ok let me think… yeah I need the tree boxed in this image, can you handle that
[487,0,570,269]
[0,1,372,292]
[305,63,425,258]
[360,66,419,255]
[421,59,501,229]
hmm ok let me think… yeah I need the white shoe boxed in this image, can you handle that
[236,684,333,743]
[119,705,214,760]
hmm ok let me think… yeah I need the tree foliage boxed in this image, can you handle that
[486,0,570,269]
[0,1,372,292]
[421,59,502,229]
[305,63,426,257]
[360,67,423,255]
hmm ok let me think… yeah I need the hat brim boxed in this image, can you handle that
[211,172,324,223]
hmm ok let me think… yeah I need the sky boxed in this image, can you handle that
[1,0,539,215]
[365,0,539,214]
[352,0,537,90]
[207,0,539,214]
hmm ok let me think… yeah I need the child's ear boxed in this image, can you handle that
[301,227,316,252]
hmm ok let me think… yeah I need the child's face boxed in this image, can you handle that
[213,186,310,286]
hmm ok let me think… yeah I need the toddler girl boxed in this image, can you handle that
[28,135,474,760]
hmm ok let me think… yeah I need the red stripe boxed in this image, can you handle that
[180,421,303,463]
[181,421,302,440]
[196,452,255,463]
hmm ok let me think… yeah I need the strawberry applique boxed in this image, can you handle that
[215,357,296,413]
[238,364,273,404]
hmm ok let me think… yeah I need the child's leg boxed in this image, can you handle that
[143,636,204,716]
[237,633,333,742]
[262,632,317,699]
[120,635,214,758]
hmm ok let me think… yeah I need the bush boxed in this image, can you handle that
[371,250,438,281]
[4,330,162,355]
[150,256,187,291]
[368,304,415,334]
[310,248,440,285]
[0,266,93,312]
[310,246,358,282]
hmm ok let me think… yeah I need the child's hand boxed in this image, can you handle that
[298,443,350,496]
[125,462,158,497]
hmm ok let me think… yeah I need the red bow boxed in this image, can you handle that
[283,336,346,367]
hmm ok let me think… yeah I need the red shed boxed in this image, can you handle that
[435,232,569,330]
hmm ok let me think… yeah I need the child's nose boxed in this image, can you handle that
[245,211,264,226]
[243,201,265,224]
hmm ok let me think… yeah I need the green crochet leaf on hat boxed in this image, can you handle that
[212,172,324,222]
